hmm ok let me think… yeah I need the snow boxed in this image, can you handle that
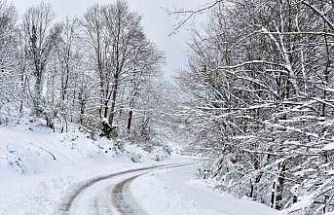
[0,119,161,214]
[131,164,279,215]
[323,142,334,151]
[0,119,278,214]
[0,122,114,178]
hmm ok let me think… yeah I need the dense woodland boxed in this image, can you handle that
[1,0,334,214]
[0,0,165,146]
[180,0,334,214]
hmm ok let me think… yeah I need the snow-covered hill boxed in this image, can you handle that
[0,119,278,215]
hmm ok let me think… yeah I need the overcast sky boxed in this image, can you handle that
[12,0,208,77]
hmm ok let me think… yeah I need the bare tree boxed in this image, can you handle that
[83,0,162,138]
[23,2,62,128]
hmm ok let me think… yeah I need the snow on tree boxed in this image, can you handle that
[82,1,163,138]
[0,0,164,146]
[179,0,334,214]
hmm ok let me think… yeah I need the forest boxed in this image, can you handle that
[0,0,333,214]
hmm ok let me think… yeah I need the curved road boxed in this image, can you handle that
[58,163,189,215]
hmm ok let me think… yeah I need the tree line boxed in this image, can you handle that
[0,0,163,143]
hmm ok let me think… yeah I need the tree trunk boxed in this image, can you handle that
[108,75,119,129]
[34,75,43,116]
[102,75,119,138]
[127,110,133,132]
[273,163,286,210]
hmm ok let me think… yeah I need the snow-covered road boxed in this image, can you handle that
[0,159,279,215]
[59,166,156,215]
[112,173,147,215]
[131,164,278,215]
[59,163,190,215]
[112,163,192,215]
[55,162,277,215]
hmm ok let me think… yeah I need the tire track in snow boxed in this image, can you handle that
[58,164,170,215]
[111,163,192,215]
[112,173,147,215]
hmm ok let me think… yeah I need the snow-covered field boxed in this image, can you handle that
[0,120,278,215]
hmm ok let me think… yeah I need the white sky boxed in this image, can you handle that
[12,0,208,77]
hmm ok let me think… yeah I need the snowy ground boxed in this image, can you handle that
[0,119,278,215]
[131,164,278,215]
